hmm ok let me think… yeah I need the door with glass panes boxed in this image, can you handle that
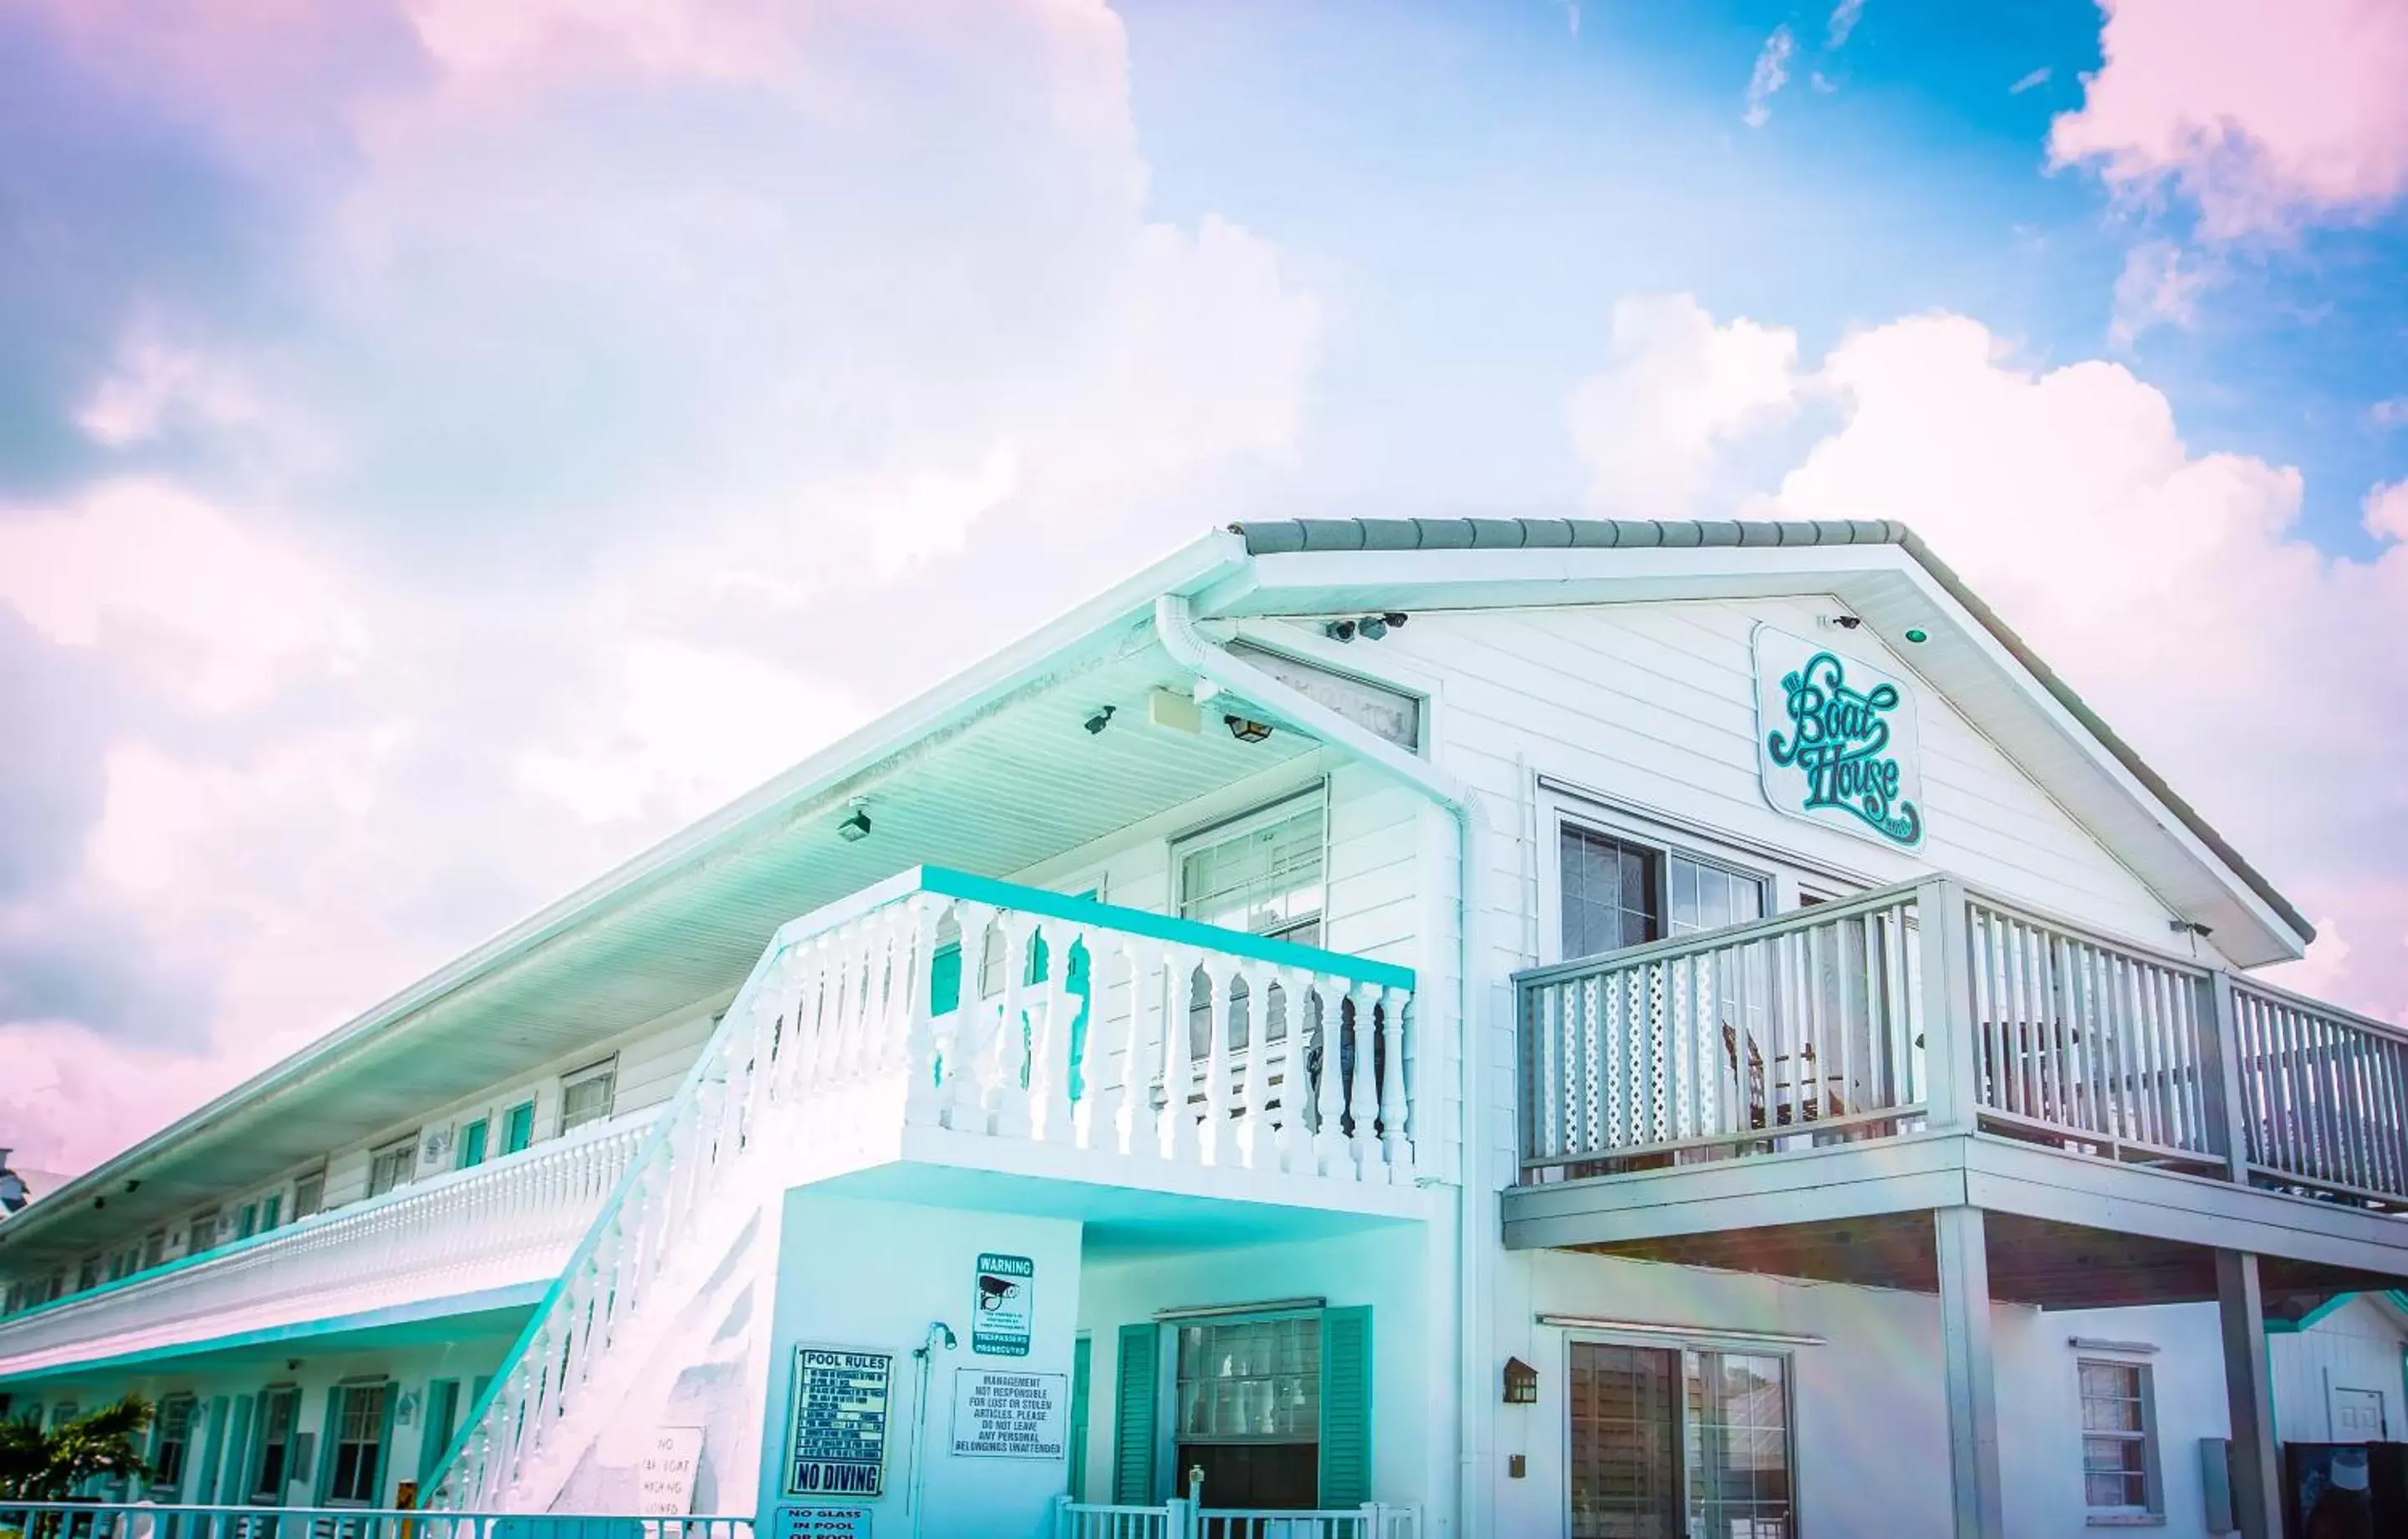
[1568,1342,1793,1539]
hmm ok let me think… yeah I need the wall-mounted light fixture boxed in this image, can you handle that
[837,798,873,842]
[1904,627,1929,645]
[1224,715,1273,743]
[1503,1357,1538,1404]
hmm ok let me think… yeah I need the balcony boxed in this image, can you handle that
[0,1116,645,1383]
[1506,877,2408,1305]
[435,866,1421,1510]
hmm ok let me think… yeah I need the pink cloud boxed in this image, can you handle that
[2049,0,2408,237]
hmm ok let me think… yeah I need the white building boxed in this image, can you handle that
[3,517,2403,1539]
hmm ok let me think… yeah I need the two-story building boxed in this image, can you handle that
[4,517,2404,1539]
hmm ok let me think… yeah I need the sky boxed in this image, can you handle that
[3,0,2406,1179]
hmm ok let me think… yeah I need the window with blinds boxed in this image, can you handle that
[366,1138,416,1199]
[559,1058,617,1134]
[2078,1359,2159,1516]
[326,1382,390,1505]
[1559,823,1768,961]
[1176,795,1325,947]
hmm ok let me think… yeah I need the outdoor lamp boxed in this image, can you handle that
[1503,1356,1538,1404]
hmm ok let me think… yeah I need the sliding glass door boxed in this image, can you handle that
[1569,1343,1793,1539]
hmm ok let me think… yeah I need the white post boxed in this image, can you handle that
[1237,961,1269,1168]
[2217,1250,2284,1539]
[1936,1205,2004,1539]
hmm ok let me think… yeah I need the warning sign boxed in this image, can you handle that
[971,1252,1033,1357]
[783,1347,891,1499]
[774,1506,870,1539]
[949,1369,1068,1461]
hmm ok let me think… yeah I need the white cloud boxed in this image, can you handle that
[518,640,865,824]
[1825,0,1866,51]
[1566,294,1799,519]
[2366,479,2408,543]
[2109,239,2216,346]
[1743,26,1795,128]
[2370,398,2408,429]
[2009,67,2051,97]
[0,481,365,711]
[2049,0,2408,237]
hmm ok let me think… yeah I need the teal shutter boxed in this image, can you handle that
[931,941,962,1016]
[1112,1322,1159,1504]
[1319,1307,1373,1507]
[193,1397,229,1504]
[1068,1336,1093,1501]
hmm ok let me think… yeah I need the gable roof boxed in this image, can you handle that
[1229,516,2314,952]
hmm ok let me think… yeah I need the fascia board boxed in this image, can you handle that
[3,529,1251,1251]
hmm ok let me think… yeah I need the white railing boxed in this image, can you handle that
[1518,884,1926,1174]
[1517,876,2408,1210]
[0,1503,749,1539]
[1054,1500,1419,1539]
[431,867,1416,1512]
[2231,976,2408,1205]
[1965,896,2221,1169]
[0,1118,645,1378]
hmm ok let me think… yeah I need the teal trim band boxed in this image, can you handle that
[2266,1293,2356,1334]
[914,866,1417,992]
[0,1282,543,1388]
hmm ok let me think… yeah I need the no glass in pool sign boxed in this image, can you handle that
[972,1252,1033,1357]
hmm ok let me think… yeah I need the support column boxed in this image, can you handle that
[1936,1205,2004,1539]
[2217,1250,2285,1539]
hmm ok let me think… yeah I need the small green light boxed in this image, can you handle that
[1905,628,1928,644]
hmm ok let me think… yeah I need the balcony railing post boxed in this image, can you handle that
[2202,971,2254,1186]
[1917,878,1977,1131]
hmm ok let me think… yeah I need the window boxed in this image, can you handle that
[292,1169,326,1220]
[502,1101,536,1155]
[1176,794,1325,947]
[151,1394,198,1496]
[74,1256,98,1293]
[262,1193,282,1231]
[141,1230,166,1270]
[249,1386,300,1503]
[1176,794,1326,1057]
[2078,1359,2161,1518]
[559,1060,617,1134]
[1176,1316,1321,1510]
[324,1382,390,1505]
[1569,1342,1792,1539]
[457,1118,490,1170]
[1559,823,1767,961]
[186,1210,220,1256]
[234,1204,258,1241]
[366,1138,416,1199]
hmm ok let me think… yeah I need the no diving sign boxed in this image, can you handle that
[972,1252,1033,1357]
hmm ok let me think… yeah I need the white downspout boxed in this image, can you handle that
[1153,594,1493,1539]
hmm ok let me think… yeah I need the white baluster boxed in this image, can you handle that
[1314,982,1351,1174]
[1380,985,1411,1176]
[1340,982,1373,1175]
[1161,946,1200,1163]
[949,905,997,1131]
[1273,968,1313,1175]
[1120,940,1163,1159]
[1033,920,1081,1144]
[1236,961,1269,1169]
[902,897,946,1124]
[992,914,1033,1138]
[1200,956,1236,1165]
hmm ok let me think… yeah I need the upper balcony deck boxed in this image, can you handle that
[1503,876,2408,1306]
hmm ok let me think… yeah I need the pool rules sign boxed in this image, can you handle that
[971,1253,1033,1356]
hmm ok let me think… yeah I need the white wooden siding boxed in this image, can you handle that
[2271,1296,2408,1442]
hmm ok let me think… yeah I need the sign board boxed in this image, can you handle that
[783,1347,891,1500]
[774,1506,871,1539]
[949,1369,1069,1460]
[638,1426,704,1517]
[1754,625,1926,849]
[972,1253,1034,1357]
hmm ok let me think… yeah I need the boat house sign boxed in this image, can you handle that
[1754,625,1926,849]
